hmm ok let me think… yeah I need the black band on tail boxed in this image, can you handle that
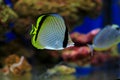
[35,15,48,41]
[63,27,68,48]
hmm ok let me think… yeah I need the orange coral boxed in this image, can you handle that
[4,54,32,76]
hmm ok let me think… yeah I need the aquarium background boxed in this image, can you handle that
[0,0,120,80]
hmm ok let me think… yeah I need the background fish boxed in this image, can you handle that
[90,24,120,51]
[30,13,74,50]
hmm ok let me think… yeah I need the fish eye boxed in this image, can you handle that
[115,27,120,30]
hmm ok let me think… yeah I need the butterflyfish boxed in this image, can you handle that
[30,13,74,50]
[89,24,120,52]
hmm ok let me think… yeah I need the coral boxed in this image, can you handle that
[0,5,18,23]
[62,46,91,66]
[0,0,104,75]
[0,0,102,68]
[14,0,102,27]
[40,63,76,80]
[70,28,100,45]
[91,51,111,66]
[3,54,32,76]
[47,65,76,75]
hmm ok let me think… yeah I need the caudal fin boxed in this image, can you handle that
[87,44,94,56]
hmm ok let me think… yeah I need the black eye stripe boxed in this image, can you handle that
[35,15,48,41]
[116,27,120,30]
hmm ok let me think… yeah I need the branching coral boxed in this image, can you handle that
[0,5,18,23]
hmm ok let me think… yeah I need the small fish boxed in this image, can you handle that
[89,24,120,53]
[30,13,74,50]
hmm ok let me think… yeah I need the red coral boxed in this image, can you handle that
[70,28,100,46]
[62,46,91,62]
[62,28,113,66]
[91,52,111,66]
